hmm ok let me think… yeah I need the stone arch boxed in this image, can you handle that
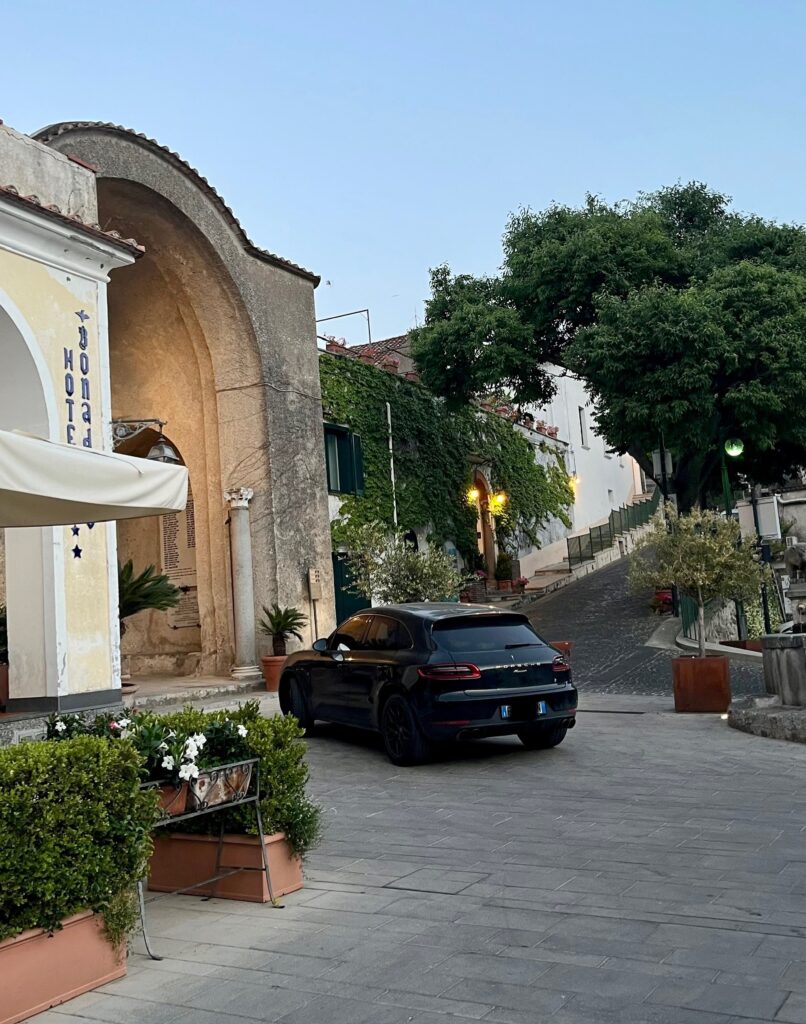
[471,469,497,577]
[38,122,337,675]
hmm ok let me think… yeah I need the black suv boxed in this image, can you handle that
[279,604,577,765]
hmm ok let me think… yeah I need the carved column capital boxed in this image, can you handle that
[225,487,254,509]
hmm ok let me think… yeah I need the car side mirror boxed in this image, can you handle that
[312,638,329,653]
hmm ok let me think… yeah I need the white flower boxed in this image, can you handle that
[54,719,67,734]
[158,741,168,752]
[166,730,176,739]
[190,732,207,748]
[236,724,248,738]
[183,739,199,760]
[120,728,132,740]
[161,755,175,771]
[118,717,130,728]
[178,762,200,781]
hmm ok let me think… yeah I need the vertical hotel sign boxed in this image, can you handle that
[64,310,93,448]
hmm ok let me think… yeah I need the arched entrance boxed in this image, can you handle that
[0,299,65,701]
[99,179,260,677]
[39,121,339,677]
[470,470,496,577]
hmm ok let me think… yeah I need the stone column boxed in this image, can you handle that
[225,488,261,681]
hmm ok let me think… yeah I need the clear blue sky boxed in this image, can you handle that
[2,1,805,345]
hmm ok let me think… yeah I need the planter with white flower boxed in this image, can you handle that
[47,703,322,905]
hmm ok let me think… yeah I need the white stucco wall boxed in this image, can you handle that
[519,366,644,572]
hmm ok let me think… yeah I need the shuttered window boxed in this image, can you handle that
[324,425,364,496]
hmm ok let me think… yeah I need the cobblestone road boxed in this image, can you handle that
[527,559,765,698]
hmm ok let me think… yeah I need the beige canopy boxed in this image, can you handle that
[0,429,188,528]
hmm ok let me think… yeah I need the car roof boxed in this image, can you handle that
[366,603,527,623]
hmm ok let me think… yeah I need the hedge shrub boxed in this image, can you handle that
[157,702,322,859]
[0,736,157,947]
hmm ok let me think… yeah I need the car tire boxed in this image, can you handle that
[380,693,430,766]
[517,723,568,750]
[286,675,315,733]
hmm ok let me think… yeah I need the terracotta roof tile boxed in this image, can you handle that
[0,183,145,255]
[349,334,412,363]
[34,121,318,285]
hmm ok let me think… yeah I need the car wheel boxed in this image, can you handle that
[517,723,568,750]
[380,693,429,766]
[286,675,315,733]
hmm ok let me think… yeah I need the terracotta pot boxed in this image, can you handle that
[148,832,303,904]
[156,782,189,818]
[261,655,287,692]
[551,640,573,664]
[188,760,254,810]
[497,580,512,591]
[0,663,8,711]
[0,910,126,1024]
[672,654,731,713]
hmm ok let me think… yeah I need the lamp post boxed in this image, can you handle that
[723,437,747,639]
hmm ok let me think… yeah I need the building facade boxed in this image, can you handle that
[1,121,336,711]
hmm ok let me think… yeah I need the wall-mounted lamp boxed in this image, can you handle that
[467,486,480,505]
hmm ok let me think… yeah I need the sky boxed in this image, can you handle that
[2,1,805,345]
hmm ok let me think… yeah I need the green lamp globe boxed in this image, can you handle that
[724,438,744,458]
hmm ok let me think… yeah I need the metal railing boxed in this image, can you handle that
[566,487,661,570]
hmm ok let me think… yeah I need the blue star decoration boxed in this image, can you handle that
[71,525,80,536]
[75,309,90,322]
[87,522,95,529]
[72,545,82,559]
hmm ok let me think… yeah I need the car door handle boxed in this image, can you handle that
[513,667,528,673]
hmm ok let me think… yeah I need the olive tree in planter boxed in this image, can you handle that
[341,521,471,604]
[259,605,307,692]
[630,509,767,712]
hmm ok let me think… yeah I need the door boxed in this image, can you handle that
[312,614,371,723]
[332,553,366,625]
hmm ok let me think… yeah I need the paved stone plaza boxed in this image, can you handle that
[37,565,806,1024]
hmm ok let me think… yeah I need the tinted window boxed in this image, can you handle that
[331,615,370,650]
[366,615,413,651]
[432,616,547,653]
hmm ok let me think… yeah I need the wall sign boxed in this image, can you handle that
[159,486,199,628]
[64,310,93,448]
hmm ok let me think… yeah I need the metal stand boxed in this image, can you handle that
[137,759,282,961]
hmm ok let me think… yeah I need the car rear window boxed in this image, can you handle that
[431,616,549,653]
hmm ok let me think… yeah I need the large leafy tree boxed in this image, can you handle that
[411,183,806,507]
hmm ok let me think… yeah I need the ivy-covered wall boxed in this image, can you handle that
[319,354,572,561]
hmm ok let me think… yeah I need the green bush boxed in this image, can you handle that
[0,736,157,947]
[156,702,322,860]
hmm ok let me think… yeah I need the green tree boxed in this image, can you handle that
[341,522,471,604]
[411,183,806,507]
[630,510,768,658]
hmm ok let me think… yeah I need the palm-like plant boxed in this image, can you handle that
[259,604,307,657]
[118,560,181,635]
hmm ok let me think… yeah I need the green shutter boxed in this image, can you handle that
[336,430,354,493]
[352,435,365,496]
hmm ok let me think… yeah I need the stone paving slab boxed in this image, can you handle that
[40,695,806,1024]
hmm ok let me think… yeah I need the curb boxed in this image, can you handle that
[674,630,762,665]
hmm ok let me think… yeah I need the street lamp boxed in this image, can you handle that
[721,437,744,516]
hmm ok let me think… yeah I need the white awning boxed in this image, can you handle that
[0,429,188,528]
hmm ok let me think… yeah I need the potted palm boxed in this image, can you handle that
[630,509,767,712]
[118,560,181,634]
[259,604,307,692]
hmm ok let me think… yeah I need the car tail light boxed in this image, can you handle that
[418,663,481,681]
[552,656,569,674]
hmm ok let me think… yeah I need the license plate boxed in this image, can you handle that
[537,700,548,716]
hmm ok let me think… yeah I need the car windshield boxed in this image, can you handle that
[432,616,548,653]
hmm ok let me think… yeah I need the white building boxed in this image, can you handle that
[518,365,645,574]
